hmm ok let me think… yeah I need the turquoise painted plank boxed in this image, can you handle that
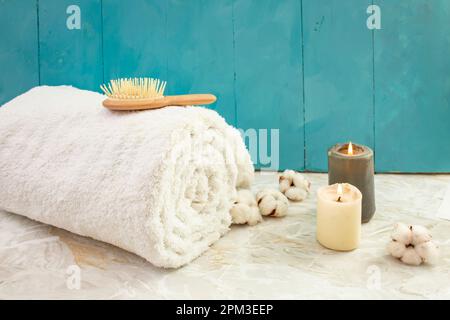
[102,0,167,85]
[375,1,450,172]
[39,0,102,91]
[303,0,374,172]
[234,0,304,171]
[166,0,235,124]
[0,0,39,105]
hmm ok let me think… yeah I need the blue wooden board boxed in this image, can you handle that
[234,0,304,170]
[166,0,236,124]
[38,0,103,91]
[374,0,450,172]
[0,0,39,105]
[102,0,168,88]
[303,0,374,172]
[1,0,450,172]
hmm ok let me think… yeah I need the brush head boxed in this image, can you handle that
[100,77,167,100]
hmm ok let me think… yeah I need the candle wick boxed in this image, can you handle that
[337,196,341,202]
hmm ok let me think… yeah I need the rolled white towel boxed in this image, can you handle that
[0,86,254,268]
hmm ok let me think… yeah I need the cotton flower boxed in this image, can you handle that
[230,189,262,226]
[386,223,439,266]
[391,222,412,244]
[415,241,440,264]
[278,170,311,201]
[256,189,289,218]
[400,247,423,266]
[386,240,406,258]
[410,225,432,246]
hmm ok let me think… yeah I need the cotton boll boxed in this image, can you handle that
[278,169,311,202]
[230,189,262,226]
[284,187,308,202]
[260,196,286,217]
[278,170,295,183]
[282,169,296,179]
[278,170,295,192]
[387,223,439,266]
[415,241,439,264]
[244,206,263,226]
[230,203,251,224]
[293,174,311,193]
[279,178,292,193]
[386,240,406,259]
[391,222,412,245]
[400,247,423,266]
[256,189,289,218]
[230,204,262,226]
[410,225,432,246]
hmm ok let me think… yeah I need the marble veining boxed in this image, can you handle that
[1,173,450,299]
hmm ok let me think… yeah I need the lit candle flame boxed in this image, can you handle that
[337,183,343,197]
[348,142,353,155]
[337,183,343,202]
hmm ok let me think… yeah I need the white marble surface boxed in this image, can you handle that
[1,172,450,299]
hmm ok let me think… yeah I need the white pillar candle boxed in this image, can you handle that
[316,183,362,251]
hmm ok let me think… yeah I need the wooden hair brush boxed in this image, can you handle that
[100,77,217,111]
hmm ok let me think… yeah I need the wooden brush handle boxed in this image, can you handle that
[103,94,217,111]
[164,94,217,106]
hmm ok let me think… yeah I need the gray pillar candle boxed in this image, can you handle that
[328,142,375,223]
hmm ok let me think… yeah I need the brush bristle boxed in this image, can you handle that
[100,77,167,99]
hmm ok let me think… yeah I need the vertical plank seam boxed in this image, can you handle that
[36,0,41,85]
[371,0,376,170]
[300,0,306,171]
[165,1,169,89]
[231,0,238,126]
[100,0,105,85]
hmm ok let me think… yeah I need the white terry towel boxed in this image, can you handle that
[0,86,253,268]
